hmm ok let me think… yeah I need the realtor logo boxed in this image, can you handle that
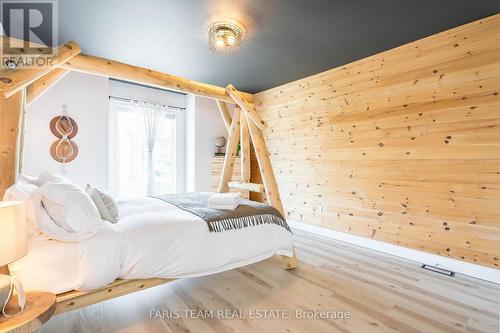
[0,0,58,68]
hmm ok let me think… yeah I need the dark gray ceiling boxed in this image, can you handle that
[58,0,500,93]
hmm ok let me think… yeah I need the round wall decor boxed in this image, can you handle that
[50,140,79,163]
[49,116,78,139]
[49,105,79,165]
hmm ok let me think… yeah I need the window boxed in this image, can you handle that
[109,98,185,198]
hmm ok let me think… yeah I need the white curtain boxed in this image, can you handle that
[134,101,166,196]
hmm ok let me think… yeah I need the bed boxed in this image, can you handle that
[0,39,295,317]
[8,195,294,313]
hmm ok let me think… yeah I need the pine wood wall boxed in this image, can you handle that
[252,14,500,268]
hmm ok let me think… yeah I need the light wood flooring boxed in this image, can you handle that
[39,229,500,333]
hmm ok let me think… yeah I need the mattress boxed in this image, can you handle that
[9,234,80,294]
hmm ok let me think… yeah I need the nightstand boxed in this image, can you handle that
[0,292,56,333]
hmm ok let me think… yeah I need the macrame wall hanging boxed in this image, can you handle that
[49,104,79,172]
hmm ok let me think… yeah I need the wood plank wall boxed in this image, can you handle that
[252,15,500,269]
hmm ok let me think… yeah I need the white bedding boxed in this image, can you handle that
[10,197,294,293]
[9,235,80,294]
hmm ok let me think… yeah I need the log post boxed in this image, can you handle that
[17,89,27,174]
[0,92,24,197]
[26,68,69,106]
[226,84,266,130]
[218,108,241,193]
[60,55,253,104]
[246,119,284,215]
[246,116,297,269]
[239,110,251,182]
[0,41,80,99]
[215,100,232,131]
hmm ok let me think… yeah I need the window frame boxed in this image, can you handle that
[108,98,186,197]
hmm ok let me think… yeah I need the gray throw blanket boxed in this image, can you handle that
[153,193,291,233]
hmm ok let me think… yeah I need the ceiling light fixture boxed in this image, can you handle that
[208,21,243,55]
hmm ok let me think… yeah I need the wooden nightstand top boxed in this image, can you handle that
[0,292,56,333]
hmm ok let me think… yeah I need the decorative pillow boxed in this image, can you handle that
[86,185,119,223]
[39,181,102,234]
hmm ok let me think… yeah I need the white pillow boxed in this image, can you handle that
[40,193,67,230]
[34,192,97,242]
[3,181,42,238]
[18,174,39,185]
[38,171,70,187]
[39,181,102,234]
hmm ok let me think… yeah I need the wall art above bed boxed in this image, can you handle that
[49,104,79,166]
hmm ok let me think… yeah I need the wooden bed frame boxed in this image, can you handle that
[55,278,174,314]
[0,36,297,315]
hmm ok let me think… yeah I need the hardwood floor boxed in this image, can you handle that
[40,229,500,333]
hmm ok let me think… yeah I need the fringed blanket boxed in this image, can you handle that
[153,193,291,233]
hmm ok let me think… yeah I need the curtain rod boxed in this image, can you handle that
[109,95,186,111]
[109,78,187,96]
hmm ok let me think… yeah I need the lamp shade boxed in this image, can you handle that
[0,201,27,266]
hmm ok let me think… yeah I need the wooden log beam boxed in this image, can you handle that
[0,91,23,197]
[246,120,284,215]
[215,100,232,130]
[284,249,298,270]
[226,84,266,130]
[60,55,253,104]
[246,117,297,269]
[0,40,80,98]
[218,108,241,193]
[239,110,251,182]
[17,88,27,174]
[55,278,173,315]
[26,68,69,106]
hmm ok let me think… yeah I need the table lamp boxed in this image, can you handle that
[0,201,27,317]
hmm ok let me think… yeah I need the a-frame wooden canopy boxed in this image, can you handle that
[0,37,297,314]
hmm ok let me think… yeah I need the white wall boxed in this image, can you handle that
[186,95,228,192]
[24,71,110,188]
[24,72,224,192]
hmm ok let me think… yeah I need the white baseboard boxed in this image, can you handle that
[289,220,500,284]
